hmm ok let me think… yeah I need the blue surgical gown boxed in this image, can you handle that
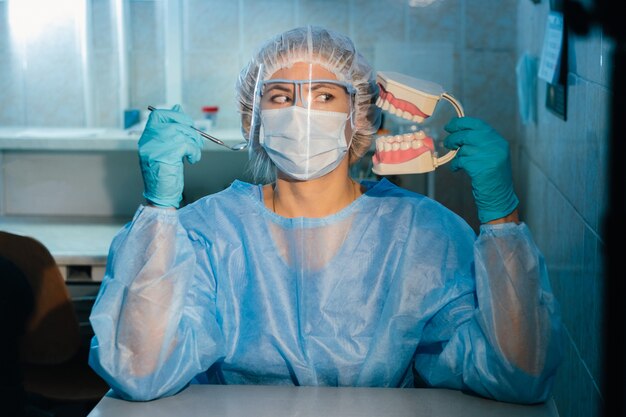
[89,178,563,403]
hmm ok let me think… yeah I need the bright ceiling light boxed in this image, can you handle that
[8,0,84,44]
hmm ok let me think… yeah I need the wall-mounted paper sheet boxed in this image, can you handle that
[538,11,564,84]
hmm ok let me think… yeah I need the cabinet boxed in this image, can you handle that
[0,127,250,282]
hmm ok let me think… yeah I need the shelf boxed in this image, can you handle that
[0,127,245,152]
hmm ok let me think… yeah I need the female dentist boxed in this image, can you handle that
[89,25,563,404]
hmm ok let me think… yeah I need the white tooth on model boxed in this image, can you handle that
[391,142,400,151]
[415,130,426,139]
[388,103,396,113]
[402,133,414,141]
[402,111,412,120]
[384,142,392,151]
[412,140,421,149]
[376,141,384,152]
[376,97,383,107]
[395,108,403,117]
[400,141,410,150]
[382,100,390,110]
[412,115,425,123]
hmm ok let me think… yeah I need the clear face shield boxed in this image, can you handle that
[249,63,357,181]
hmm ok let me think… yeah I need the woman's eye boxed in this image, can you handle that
[314,93,333,103]
[270,94,292,105]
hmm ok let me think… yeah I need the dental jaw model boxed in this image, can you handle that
[372,71,464,175]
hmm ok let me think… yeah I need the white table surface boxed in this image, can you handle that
[87,385,559,417]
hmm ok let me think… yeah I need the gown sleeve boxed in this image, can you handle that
[413,222,564,404]
[88,205,225,401]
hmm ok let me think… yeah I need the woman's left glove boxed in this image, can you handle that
[443,116,519,223]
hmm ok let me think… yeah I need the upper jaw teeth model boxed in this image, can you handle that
[372,71,464,175]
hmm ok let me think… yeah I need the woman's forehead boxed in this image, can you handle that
[268,62,337,81]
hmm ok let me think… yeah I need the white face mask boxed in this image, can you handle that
[260,106,351,181]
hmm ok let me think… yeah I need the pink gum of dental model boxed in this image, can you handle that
[377,83,430,121]
[372,135,435,165]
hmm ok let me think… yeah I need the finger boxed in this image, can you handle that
[444,129,490,151]
[443,129,475,149]
[169,104,196,125]
[443,132,462,150]
[177,127,203,164]
[444,116,491,133]
[175,123,203,141]
[150,107,194,126]
[185,142,203,164]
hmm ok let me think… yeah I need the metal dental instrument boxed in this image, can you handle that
[147,106,248,151]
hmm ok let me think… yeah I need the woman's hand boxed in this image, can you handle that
[443,117,519,224]
[138,105,204,208]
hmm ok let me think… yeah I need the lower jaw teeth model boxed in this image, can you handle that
[372,71,464,175]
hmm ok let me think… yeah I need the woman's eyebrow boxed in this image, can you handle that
[264,84,293,94]
[309,82,343,91]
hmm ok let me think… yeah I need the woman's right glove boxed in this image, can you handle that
[443,116,519,223]
[138,105,204,208]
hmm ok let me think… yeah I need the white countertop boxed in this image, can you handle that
[0,216,126,265]
[0,127,245,151]
[87,385,559,417]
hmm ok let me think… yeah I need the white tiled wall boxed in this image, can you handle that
[517,1,610,416]
[0,0,500,137]
[2,0,510,226]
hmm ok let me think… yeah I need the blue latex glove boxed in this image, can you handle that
[443,116,519,223]
[138,105,204,208]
